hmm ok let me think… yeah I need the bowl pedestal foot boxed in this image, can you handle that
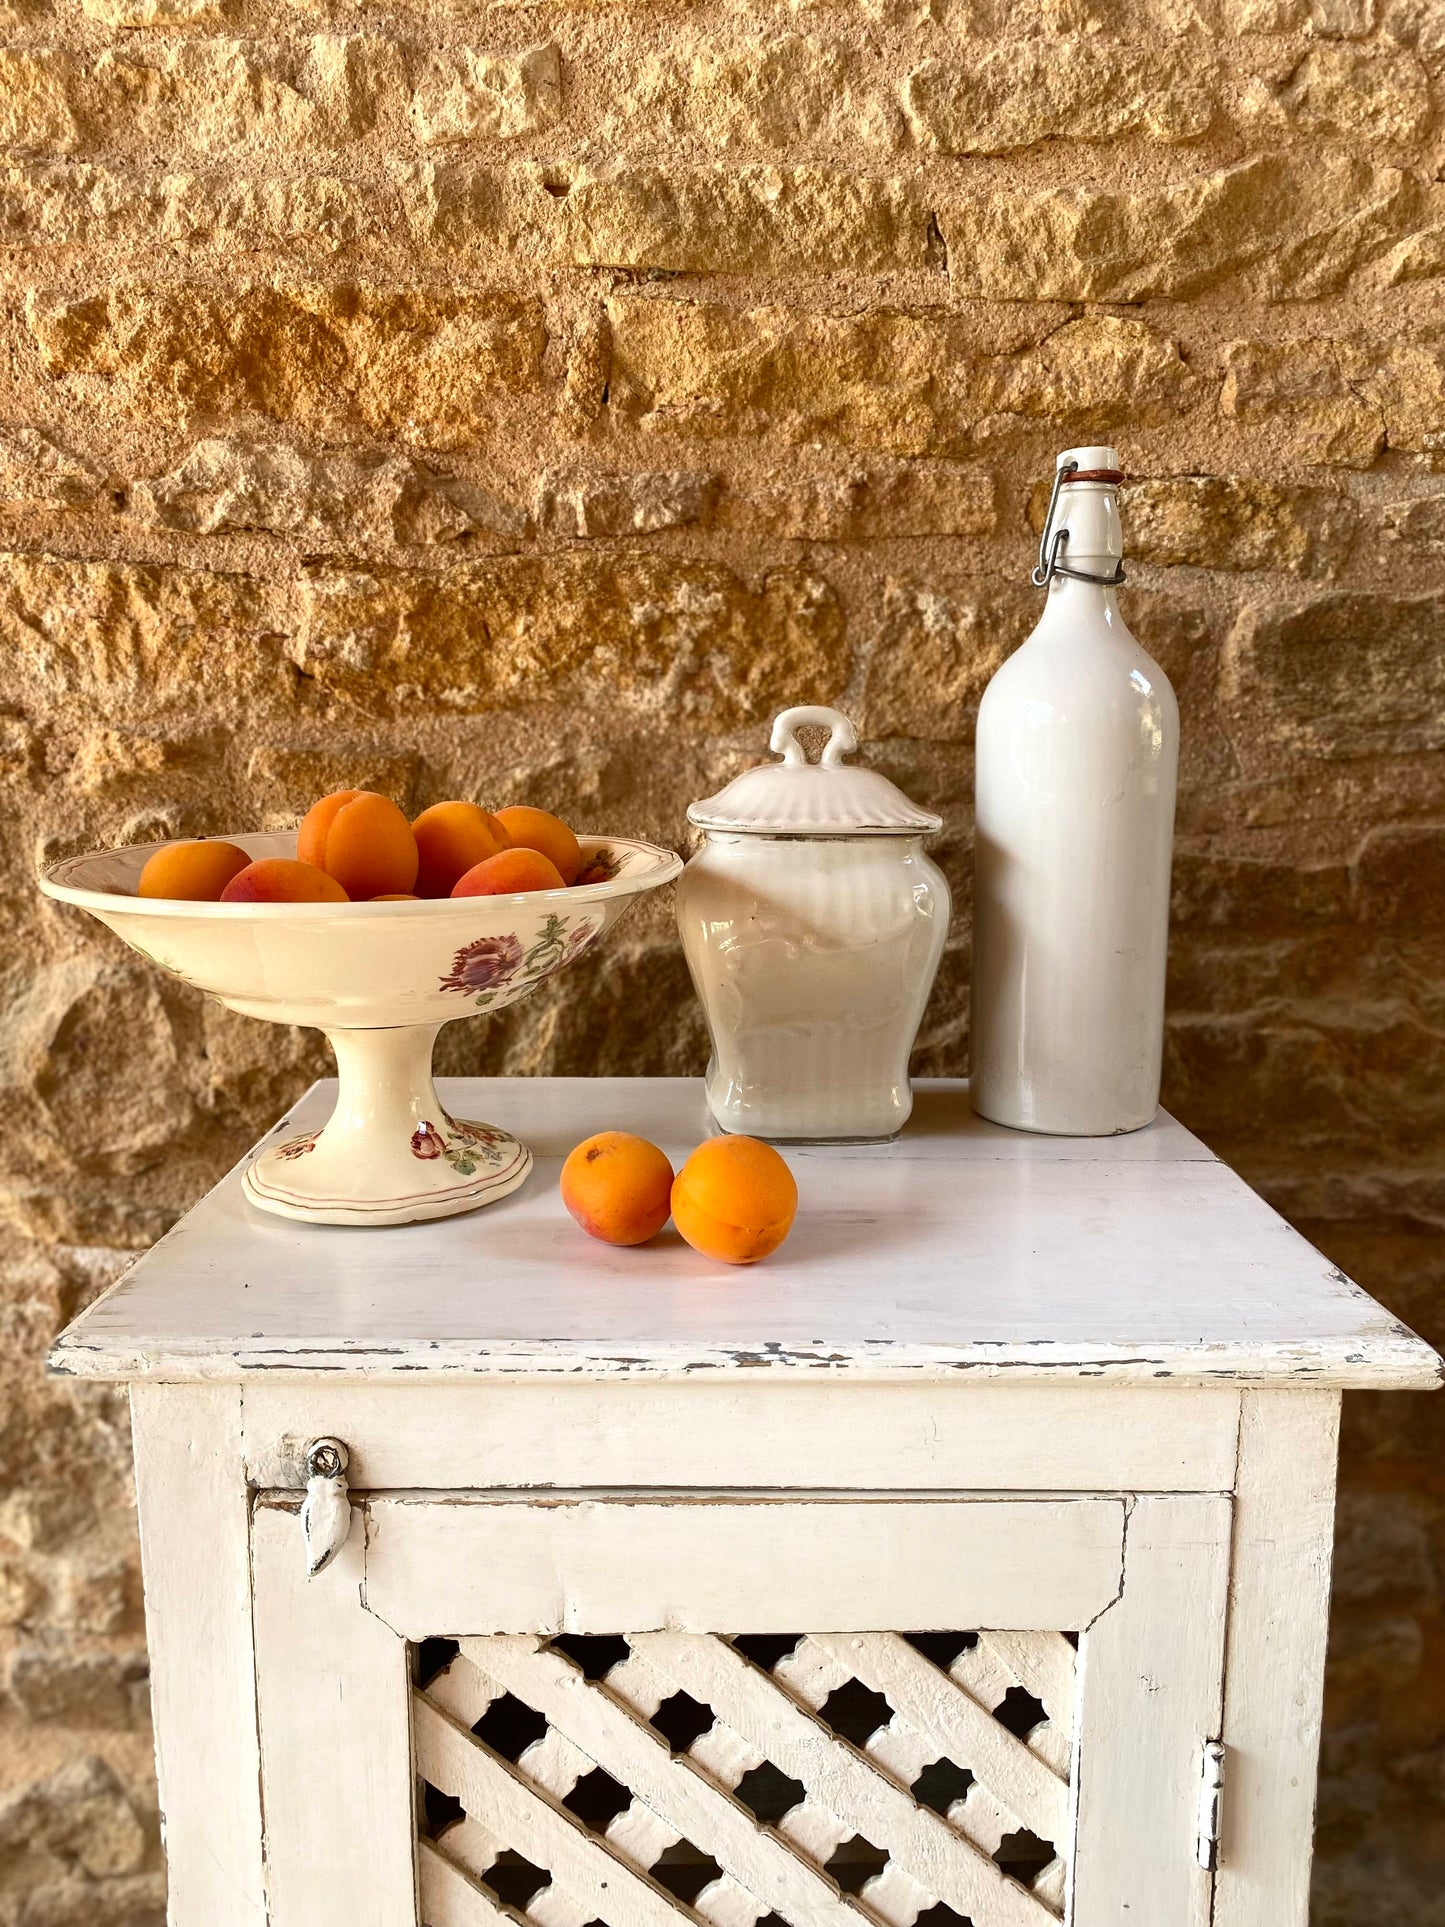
[243,1024,532,1226]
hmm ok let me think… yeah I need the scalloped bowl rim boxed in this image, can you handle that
[39,830,682,918]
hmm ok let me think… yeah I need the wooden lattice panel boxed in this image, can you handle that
[412,1631,1077,1927]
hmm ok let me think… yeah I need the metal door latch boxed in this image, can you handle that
[300,1437,351,1578]
[1197,1740,1227,1871]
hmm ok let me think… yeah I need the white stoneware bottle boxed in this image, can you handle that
[970,446,1179,1135]
[678,706,950,1141]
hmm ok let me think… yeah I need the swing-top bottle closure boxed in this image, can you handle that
[1032,444,1126,589]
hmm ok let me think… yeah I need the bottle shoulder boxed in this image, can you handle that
[981,607,1177,720]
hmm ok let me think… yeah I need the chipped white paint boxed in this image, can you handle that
[50,1080,1441,1388]
[1070,1495,1232,1923]
[88,1080,1438,1924]
[1214,1389,1340,1927]
[241,1380,1244,1495]
[251,1500,416,1924]
[129,1385,265,1927]
[361,1496,1127,1639]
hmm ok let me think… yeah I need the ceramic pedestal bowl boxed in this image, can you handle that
[41,830,681,1226]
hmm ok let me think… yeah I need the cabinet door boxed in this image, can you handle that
[250,1493,1229,1927]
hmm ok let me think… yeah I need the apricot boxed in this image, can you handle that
[296,789,364,868]
[300,790,419,899]
[137,838,250,902]
[494,807,582,886]
[452,848,565,896]
[371,893,419,901]
[413,801,511,898]
[220,859,349,904]
[561,1132,674,1246]
[671,1136,798,1265]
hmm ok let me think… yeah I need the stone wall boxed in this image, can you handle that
[0,0,1441,1917]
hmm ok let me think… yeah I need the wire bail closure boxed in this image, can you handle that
[1031,460,1128,590]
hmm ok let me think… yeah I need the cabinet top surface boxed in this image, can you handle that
[51,1078,1440,1388]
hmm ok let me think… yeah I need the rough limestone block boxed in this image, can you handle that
[623,34,889,149]
[1221,592,1445,760]
[607,298,1189,452]
[1221,337,1445,467]
[563,165,933,274]
[130,438,527,547]
[941,155,1418,302]
[1254,45,1432,145]
[903,38,1216,152]
[26,283,547,438]
[0,550,292,711]
[535,468,717,536]
[291,555,847,724]
[1120,476,1357,577]
[409,42,562,144]
[0,428,108,509]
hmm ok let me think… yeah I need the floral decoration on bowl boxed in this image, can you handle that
[575,848,624,886]
[439,911,605,1009]
[410,1117,516,1178]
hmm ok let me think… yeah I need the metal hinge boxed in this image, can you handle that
[1197,1740,1227,1871]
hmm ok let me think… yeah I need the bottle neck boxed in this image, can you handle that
[1033,477,1124,619]
[1045,573,1121,619]
[1054,482,1122,568]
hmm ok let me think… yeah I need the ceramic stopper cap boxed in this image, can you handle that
[1058,445,1121,473]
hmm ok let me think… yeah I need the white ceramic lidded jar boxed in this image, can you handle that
[678,705,950,1142]
[971,445,1180,1135]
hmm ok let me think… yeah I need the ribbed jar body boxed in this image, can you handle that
[678,833,950,1141]
[970,577,1179,1135]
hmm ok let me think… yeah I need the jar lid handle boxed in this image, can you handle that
[769,706,857,769]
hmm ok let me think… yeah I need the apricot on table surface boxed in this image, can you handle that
[452,848,565,896]
[298,789,419,899]
[137,838,250,901]
[220,858,349,903]
[671,1136,798,1265]
[493,807,582,886]
[561,1132,674,1247]
[413,801,511,898]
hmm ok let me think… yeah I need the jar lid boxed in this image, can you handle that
[687,706,943,836]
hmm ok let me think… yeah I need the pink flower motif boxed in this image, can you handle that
[439,933,524,996]
[411,1122,446,1161]
[560,921,602,967]
[575,849,622,886]
[276,1132,317,1162]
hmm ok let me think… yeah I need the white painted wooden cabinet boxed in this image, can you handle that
[51,1080,1441,1927]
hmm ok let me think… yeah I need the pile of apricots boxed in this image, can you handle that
[135,791,599,903]
[560,1130,798,1265]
